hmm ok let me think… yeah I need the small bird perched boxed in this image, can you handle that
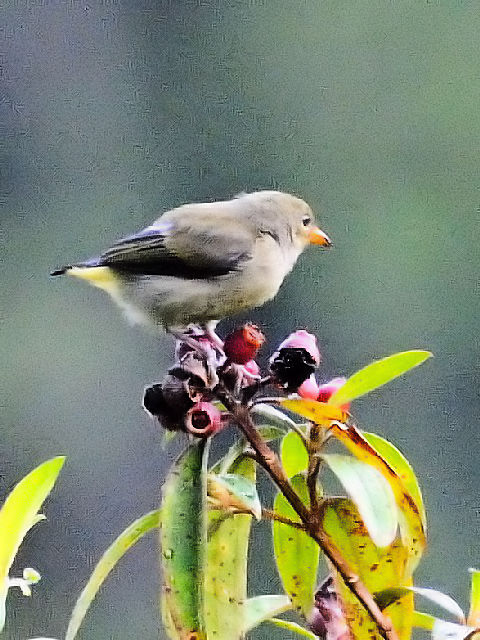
[51,191,331,337]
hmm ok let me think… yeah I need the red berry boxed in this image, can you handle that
[223,323,265,364]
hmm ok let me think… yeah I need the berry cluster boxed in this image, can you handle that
[143,324,347,437]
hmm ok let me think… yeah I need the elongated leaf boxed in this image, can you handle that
[410,587,465,623]
[328,422,426,572]
[0,457,65,633]
[273,473,319,618]
[281,398,349,426]
[322,454,398,547]
[468,568,480,626]
[205,457,255,640]
[161,441,209,640]
[65,510,161,640]
[322,497,414,640]
[328,350,432,407]
[363,432,426,530]
[281,431,308,478]
[268,617,317,638]
[243,595,291,633]
[208,473,261,520]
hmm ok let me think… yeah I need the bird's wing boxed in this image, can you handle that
[99,212,255,279]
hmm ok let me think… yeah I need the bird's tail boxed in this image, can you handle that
[50,261,120,294]
[50,266,71,276]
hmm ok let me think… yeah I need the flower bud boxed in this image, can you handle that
[276,330,321,365]
[269,330,320,391]
[243,359,260,377]
[185,402,224,438]
[223,323,265,364]
[308,576,350,640]
[316,377,350,411]
[297,374,320,399]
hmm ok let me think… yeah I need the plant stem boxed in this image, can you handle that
[216,387,399,640]
[261,508,307,531]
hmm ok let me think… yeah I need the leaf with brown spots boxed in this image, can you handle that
[322,498,414,640]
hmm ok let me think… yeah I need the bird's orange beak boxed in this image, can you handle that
[308,226,332,247]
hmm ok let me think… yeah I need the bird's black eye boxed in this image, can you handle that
[302,216,311,227]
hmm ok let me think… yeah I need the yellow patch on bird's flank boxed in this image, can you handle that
[67,266,120,294]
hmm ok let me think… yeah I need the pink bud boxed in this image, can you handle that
[243,359,260,377]
[223,323,265,364]
[185,402,224,438]
[276,330,321,366]
[317,377,350,410]
[297,374,320,399]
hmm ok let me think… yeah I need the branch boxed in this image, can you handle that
[216,386,399,640]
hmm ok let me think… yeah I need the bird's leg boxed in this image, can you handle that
[169,326,223,383]
[203,321,224,351]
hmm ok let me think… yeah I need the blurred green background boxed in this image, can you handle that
[2,1,478,638]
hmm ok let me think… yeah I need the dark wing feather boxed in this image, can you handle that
[99,218,254,279]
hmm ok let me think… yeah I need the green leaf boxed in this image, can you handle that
[322,497,414,640]
[273,473,319,618]
[0,457,65,633]
[267,617,317,638]
[363,432,427,531]
[328,350,432,407]
[205,457,256,640]
[322,454,398,547]
[65,510,161,640]
[161,441,209,640]
[208,472,261,519]
[243,595,291,633]
[281,431,308,478]
[468,568,480,626]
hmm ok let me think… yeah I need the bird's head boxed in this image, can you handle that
[242,191,332,254]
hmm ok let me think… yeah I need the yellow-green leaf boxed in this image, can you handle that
[0,457,65,633]
[328,350,432,407]
[468,568,480,627]
[161,441,209,640]
[273,473,319,618]
[328,422,426,572]
[322,497,414,640]
[281,431,308,478]
[322,454,398,547]
[281,398,349,425]
[205,456,256,640]
[65,510,161,640]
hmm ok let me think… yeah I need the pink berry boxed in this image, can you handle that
[317,377,350,410]
[185,402,224,438]
[297,374,320,399]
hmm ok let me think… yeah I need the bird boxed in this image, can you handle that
[51,190,332,341]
